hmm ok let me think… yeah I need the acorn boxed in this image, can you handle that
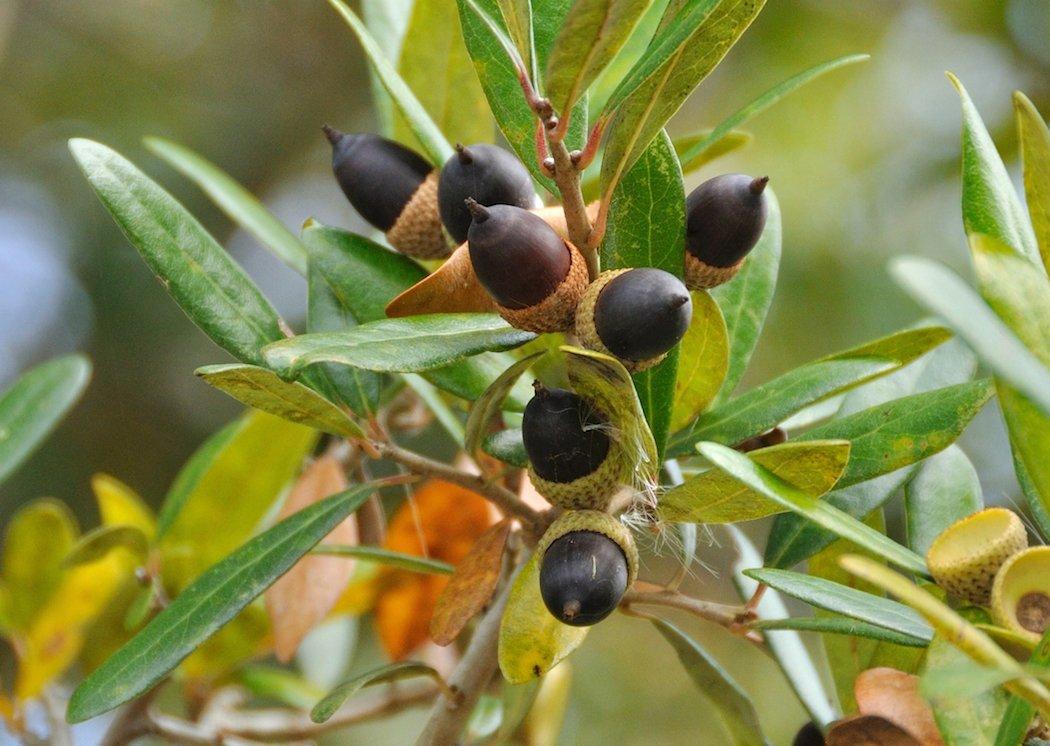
[522,382,625,510]
[684,173,769,290]
[438,143,536,244]
[925,508,1028,605]
[575,268,692,373]
[323,126,450,259]
[466,201,588,333]
[991,546,1050,644]
[793,722,825,746]
[537,510,638,627]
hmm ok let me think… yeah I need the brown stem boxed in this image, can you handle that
[621,585,764,646]
[546,136,598,279]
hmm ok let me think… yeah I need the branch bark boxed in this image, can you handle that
[621,585,764,646]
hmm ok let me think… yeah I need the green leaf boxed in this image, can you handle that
[996,629,1050,746]
[674,54,869,169]
[949,73,1040,266]
[325,0,454,166]
[482,428,528,467]
[904,445,982,558]
[237,666,325,710]
[195,364,364,438]
[673,129,752,174]
[0,355,91,488]
[69,139,283,366]
[156,419,241,538]
[751,616,929,648]
[464,352,543,461]
[699,442,926,573]
[672,291,729,432]
[598,0,765,203]
[1015,91,1050,273]
[361,0,413,136]
[395,0,492,148]
[263,314,535,377]
[531,0,589,152]
[64,526,149,567]
[312,545,454,575]
[495,0,533,74]
[544,0,652,118]
[745,568,933,644]
[891,256,1050,416]
[669,325,951,455]
[311,661,444,723]
[144,137,308,276]
[600,132,685,454]
[67,483,375,724]
[658,440,850,523]
[710,188,781,404]
[651,619,765,745]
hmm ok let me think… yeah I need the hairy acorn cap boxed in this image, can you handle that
[439,143,536,244]
[523,383,625,510]
[926,507,1028,605]
[991,546,1050,644]
[323,126,449,259]
[537,511,638,586]
[466,201,588,333]
[575,268,692,373]
[684,174,768,290]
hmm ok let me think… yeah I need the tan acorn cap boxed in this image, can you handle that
[684,251,743,290]
[991,545,1050,644]
[575,269,664,373]
[926,507,1027,605]
[385,171,452,259]
[527,444,626,511]
[537,510,638,588]
[496,239,588,333]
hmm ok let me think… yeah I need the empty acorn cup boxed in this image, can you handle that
[991,545,1050,644]
[926,507,1028,606]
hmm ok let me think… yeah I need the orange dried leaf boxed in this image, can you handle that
[826,714,922,745]
[265,456,358,662]
[431,520,511,645]
[854,667,944,746]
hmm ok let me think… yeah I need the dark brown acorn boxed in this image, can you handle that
[466,201,588,333]
[522,382,624,509]
[684,173,769,289]
[537,511,638,627]
[438,143,536,244]
[323,126,450,259]
[793,722,825,746]
[575,268,692,372]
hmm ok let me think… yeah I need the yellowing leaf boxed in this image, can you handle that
[672,291,729,432]
[91,473,156,539]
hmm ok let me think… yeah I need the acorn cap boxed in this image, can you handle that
[991,546,1050,644]
[926,507,1028,605]
[575,268,692,373]
[438,143,536,244]
[467,202,587,333]
[684,173,768,290]
[537,510,638,589]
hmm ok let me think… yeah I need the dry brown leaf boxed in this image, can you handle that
[855,667,944,745]
[264,455,357,662]
[430,520,511,645]
[374,479,495,659]
[826,715,922,746]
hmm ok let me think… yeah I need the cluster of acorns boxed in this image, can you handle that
[325,128,769,626]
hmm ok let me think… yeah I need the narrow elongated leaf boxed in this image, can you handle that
[156,419,241,538]
[904,445,982,557]
[263,314,535,377]
[745,568,933,643]
[402,374,466,446]
[464,352,543,460]
[659,440,850,523]
[361,0,413,136]
[196,364,364,438]
[311,661,444,723]
[675,54,869,168]
[950,74,1040,265]
[751,616,928,648]
[699,442,926,573]
[0,355,90,489]
[599,0,765,203]
[144,137,308,275]
[530,0,589,151]
[673,129,752,174]
[669,326,951,455]
[237,666,325,710]
[496,0,533,73]
[651,619,765,745]
[483,428,528,467]
[1015,91,1050,272]
[312,545,454,575]
[70,139,283,365]
[325,0,453,166]
[996,629,1050,746]
[672,291,729,431]
[67,484,376,724]
[544,0,652,118]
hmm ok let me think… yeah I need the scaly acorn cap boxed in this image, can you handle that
[991,546,1050,644]
[522,383,625,510]
[575,268,692,373]
[466,201,587,333]
[438,143,536,244]
[926,507,1028,605]
[684,174,768,290]
[323,126,450,259]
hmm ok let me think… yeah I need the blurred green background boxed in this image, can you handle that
[0,1,1047,743]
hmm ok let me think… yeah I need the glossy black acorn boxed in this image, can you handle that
[684,173,769,289]
[576,268,692,372]
[466,201,587,333]
[438,143,536,243]
[323,126,449,259]
[540,530,628,626]
[793,722,825,746]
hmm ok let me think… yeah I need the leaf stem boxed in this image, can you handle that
[546,134,598,279]
[621,584,763,645]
